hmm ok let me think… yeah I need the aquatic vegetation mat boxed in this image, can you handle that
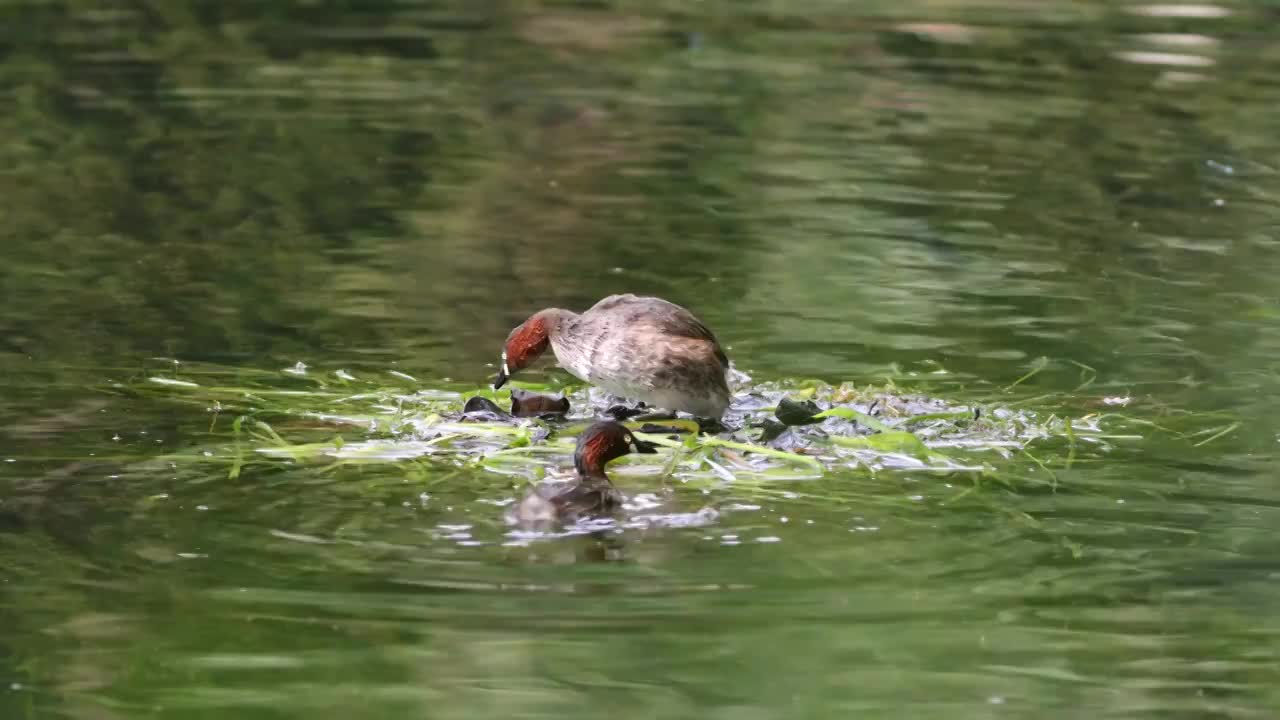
[105,359,1195,496]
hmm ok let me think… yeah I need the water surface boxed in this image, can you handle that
[3,1,1280,718]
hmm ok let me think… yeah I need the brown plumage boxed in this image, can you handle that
[513,421,657,525]
[494,294,731,418]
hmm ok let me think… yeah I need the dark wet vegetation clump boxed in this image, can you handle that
[462,390,570,420]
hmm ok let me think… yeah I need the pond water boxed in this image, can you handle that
[3,1,1280,717]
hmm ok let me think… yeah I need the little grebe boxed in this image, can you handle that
[514,420,657,525]
[494,294,731,419]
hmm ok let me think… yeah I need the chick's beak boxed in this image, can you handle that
[633,438,658,454]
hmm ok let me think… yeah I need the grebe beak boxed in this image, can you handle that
[493,353,510,389]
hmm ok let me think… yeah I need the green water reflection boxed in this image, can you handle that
[2,1,1280,718]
